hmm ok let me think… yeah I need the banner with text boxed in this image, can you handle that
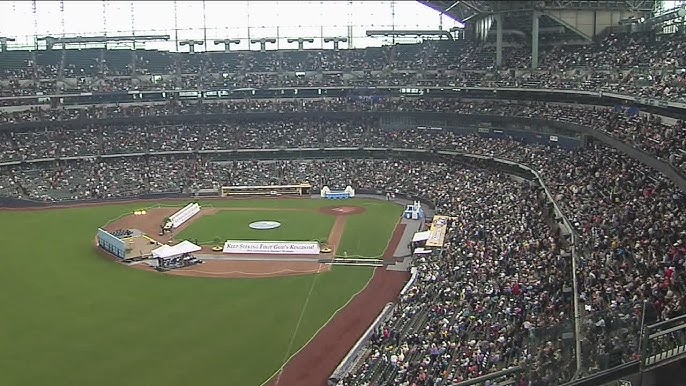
[223,240,320,255]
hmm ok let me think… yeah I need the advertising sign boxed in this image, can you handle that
[223,240,320,255]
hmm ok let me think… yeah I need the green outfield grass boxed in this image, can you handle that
[177,209,335,244]
[337,200,404,258]
[0,197,402,386]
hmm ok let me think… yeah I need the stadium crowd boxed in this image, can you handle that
[0,32,685,101]
[0,29,684,386]
[0,99,683,174]
[331,142,684,385]
[341,169,574,386]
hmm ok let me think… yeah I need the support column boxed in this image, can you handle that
[496,14,503,68]
[102,0,108,49]
[532,11,540,70]
[202,0,207,49]
[347,0,353,48]
[173,0,179,52]
[130,1,136,50]
[32,0,39,50]
[59,0,66,49]
[391,0,396,44]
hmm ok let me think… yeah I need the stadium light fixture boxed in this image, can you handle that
[323,37,348,50]
[286,37,315,51]
[250,38,276,52]
[213,39,241,53]
[179,40,204,54]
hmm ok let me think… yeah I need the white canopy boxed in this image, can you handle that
[414,247,433,254]
[412,231,431,242]
[152,240,202,259]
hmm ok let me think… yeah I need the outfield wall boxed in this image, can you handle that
[0,192,186,209]
[0,189,437,210]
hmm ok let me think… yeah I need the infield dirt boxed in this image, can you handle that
[104,205,372,279]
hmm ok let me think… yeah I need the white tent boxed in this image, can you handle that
[412,231,431,242]
[152,240,202,259]
[151,244,173,257]
[414,247,433,254]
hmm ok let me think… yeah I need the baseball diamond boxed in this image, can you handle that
[100,199,400,278]
[1,196,408,386]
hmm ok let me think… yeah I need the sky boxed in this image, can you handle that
[0,1,464,51]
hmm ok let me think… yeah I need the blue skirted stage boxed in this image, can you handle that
[326,192,350,199]
[321,185,355,200]
[404,201,425,220]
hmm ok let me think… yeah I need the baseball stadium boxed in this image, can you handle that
[1,1,686,386]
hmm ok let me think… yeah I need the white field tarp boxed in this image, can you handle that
[168,203,200,229]
[412,231,431,242]
[152,240,202,259]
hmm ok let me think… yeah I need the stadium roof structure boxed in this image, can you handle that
[420,0,657,41]
[421,0,656,23]
[419,0,495,23]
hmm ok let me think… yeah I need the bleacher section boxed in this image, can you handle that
[63,49,101,77]
[0,50,32,79]
[425,40,464,70]
[279,50,321,72]
[320,50,349,71]
[103,49,132,76]
[205,52,243,74]
[244,51,281,73]
[136,50,173,74]
[35,50,61,78]
[0,32,680,105]
[391,43,427,70]
[361,47,389,70]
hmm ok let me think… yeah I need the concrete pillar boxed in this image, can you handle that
[496,14,503,68]
[532,11,540,70]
